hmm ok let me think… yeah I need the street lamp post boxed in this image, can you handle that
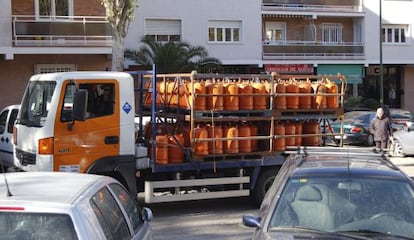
[379,0,384,105]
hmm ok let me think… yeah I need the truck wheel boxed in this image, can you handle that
[252,168,279,206]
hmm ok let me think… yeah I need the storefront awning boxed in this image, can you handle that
[317,64,364,84]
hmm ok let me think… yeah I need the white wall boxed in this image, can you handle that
[364,0,414,65]
[0,0,13,57]
[125,0,263,66]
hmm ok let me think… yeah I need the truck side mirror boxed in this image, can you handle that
[72,89,88,121]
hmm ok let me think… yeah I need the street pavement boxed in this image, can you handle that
[390,156,414,177]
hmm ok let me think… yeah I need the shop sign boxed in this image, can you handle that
[265,64,313,74]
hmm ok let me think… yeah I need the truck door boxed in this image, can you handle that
[54,80,120,173]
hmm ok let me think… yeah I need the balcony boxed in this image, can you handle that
[263,40,364,60]
[262,1,363,15]
[12,15,112,47]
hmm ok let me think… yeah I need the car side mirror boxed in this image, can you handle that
[242,215,262,228]
[142,207,153,221]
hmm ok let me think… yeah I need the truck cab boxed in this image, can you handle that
[13,72,137,193]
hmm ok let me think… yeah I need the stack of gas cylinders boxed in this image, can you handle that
[143,73,344,164]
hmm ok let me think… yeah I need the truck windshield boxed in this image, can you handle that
[19,81,56,127]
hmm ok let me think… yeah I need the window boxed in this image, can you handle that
[36,0,73,19]
[35,64,75,74]
[61,83,115,122]
[0,110,8,134]
[208,20,242,43]
[7,108,19,133]
[322,23,343,43]
[91,187,130,240]
[145,19,181,42]
[265,22,286,43]
[382,25,408,44]
[109,183,143,231]
[0,212,77,239]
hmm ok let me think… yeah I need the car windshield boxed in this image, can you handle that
[0,212,78,240]
[269,176,414,238]
[19,81,56,127]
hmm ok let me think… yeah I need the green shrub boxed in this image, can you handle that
[344,96,361,108]
[362,98,380,109]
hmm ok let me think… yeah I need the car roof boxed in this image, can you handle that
[0,172,112,205]
[287,147,407,179]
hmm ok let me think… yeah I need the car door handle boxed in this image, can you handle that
[104,136,119,144]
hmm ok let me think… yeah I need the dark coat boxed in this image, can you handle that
[370,116,392,141]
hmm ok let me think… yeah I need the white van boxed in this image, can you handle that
[0,105,20,169]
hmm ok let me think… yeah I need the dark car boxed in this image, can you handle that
[330,111,376,146]
[243,147,414,239]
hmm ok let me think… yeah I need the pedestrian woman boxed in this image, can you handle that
[370,107,392,153]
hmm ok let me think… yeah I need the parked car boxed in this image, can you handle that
[0,105,20,170]
[388,108,412,132]
[330,111,376,146]
[0,172,153,239]
[390,124,414,157]
[243,147,414,239]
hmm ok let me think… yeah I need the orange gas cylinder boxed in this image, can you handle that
[252,82,268,110]
[205,80,224,110]
[207,124,223,154]
[312,82,326,109]
[285,81,299,109]
[158,80,168,105]
[284,122,296,146]
[223,82,239,110]
[250,124,258,151]
[194,125,209,155]
[325,79,339,109]
[188,81,206,110]
[238,123,251,153]
[223,124,239,154]
[273,122,285,151]
[274,82,286,110]
[166,81,179,107]
[299,80,312,109]
[168,134,185,164]
[179,81,189,109]
[302,121,321,146]
[238,82,253,110]
[155,135,168,165]
[295,122,303,146]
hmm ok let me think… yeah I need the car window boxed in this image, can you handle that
[109,183,143,232]
[7,108,19,133]
[268,176,414,237]
[0,109,9,134]
[0,212,78,240]
[90,187,131,240]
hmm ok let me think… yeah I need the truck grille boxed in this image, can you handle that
[15,149,36,166]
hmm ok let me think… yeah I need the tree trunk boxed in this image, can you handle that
[112,31,125,71]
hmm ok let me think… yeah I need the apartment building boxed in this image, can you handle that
[0,0,112,109]
[125,0,414,112]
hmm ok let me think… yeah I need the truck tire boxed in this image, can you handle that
[252,168,279,206]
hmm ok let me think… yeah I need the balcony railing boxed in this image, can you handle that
[263,40,364,60]
[12,15,112,47]
[262,3,363,13]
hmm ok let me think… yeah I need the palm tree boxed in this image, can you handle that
[125,37,222,73]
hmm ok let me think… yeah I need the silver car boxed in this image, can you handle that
[0,172,153,239]
[390,125,414,157]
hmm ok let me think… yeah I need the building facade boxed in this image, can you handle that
[0,0,112,109]
[125,0,414,113]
